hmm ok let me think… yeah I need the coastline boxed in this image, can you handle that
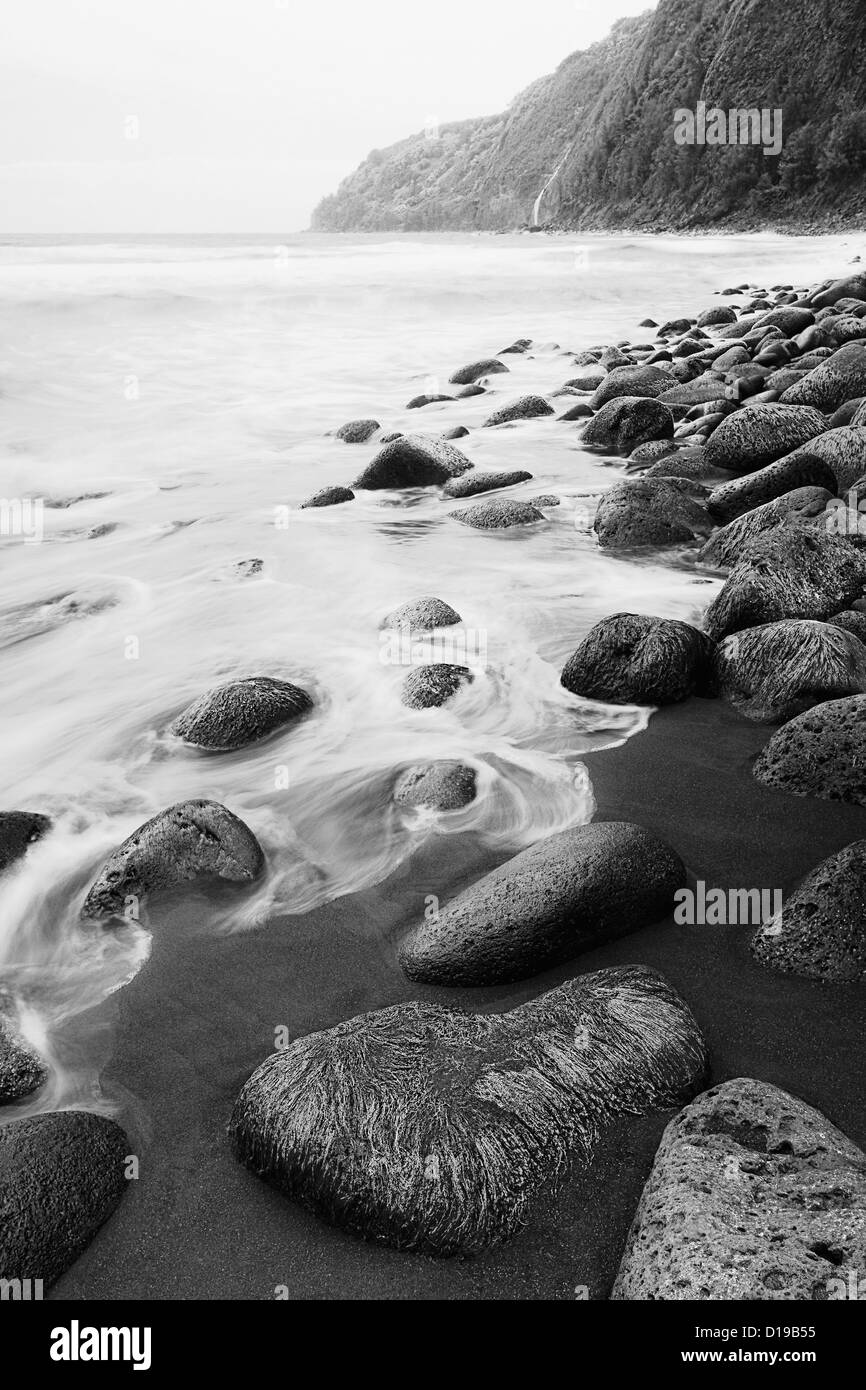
[50,699,866,1300]
[4,240,866,1304]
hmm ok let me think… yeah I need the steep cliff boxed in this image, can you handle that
[311,0,866,232]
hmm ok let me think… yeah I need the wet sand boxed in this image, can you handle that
[52,698,866,1301]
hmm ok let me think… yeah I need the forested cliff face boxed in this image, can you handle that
[311,0,866,232]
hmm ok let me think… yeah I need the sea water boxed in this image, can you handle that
[0,230,857,1110]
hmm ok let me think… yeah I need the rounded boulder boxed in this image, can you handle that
[398,821,686,985]
[561,613,713,706]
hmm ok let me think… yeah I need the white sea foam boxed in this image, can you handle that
[0,230,855,1110]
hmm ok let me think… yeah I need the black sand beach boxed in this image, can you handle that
[51,698,866,1301]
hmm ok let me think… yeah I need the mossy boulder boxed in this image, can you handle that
[713,620,866,722]
[703,404,827,474]
[561,613,713,706]
[229,964,706,1255]
[697,488,832,569]
[704,526,866,640]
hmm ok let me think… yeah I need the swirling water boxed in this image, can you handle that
[0,229,855,1112]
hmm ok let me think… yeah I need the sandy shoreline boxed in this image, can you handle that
[49,696,866,1300]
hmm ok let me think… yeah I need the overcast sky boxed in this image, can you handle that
[0,0,657,233]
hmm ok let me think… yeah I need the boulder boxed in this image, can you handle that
[406,393,454,409]
[763,367,808,393]
[229,964,706,1255]
[712,620,866,722]
[583,398,674,455]
[562,368,606,391]
[400,664,473,709]
[529,493,560,507]
[0,811,51,874]
[753,695,866,804]
[812,273,866,309]
[393,762,477,811]
[643,453,721,481]
[353,434,472,489]
[672,337,706,359]
[704,526,866,640]
[399,822,685,986]
[829,609,866,643]
[559,401,594,420]
[482,396,553,427]
[441,426,469,440]
[80,799,265,921]
[707,452,838,523]
[716,313,763,340]
[381,597,461,631]
[697,487,833,569]
[449,498,543,529]
[589,365,674,409]
[832,397,866,427]
[754,306,815,336]
[628,440,679,466]
[0,1014,48,1103]
[612,1079,866,1301]
[594,478,711,550]
[299,486,354,508]
[169,676,312,750]
[0,1110,129,1288]
[696,306,737,327]
[658,318,693,336]
[448,359,508,385]
[334,419,379,443]
[658,374,731,407]
[599,346,633,369]
[442,469,532,499]
[561,614,713,706]
[752,841,866,982]
[808,315,866,351]
[769,427,866,495]
[703,404,827,473]
[713,346,751,371]
[781,343,866,412]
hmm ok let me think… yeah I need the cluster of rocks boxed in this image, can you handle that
[224,266,866,1287]
[9,271,866,1298]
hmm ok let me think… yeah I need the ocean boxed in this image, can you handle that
[0,229,858,1112]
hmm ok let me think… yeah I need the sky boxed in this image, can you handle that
[0,0,658,233]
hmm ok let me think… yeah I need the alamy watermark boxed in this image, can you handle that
[0,496,44,543]
[674,102,783,158]
[674,881,782,926]
[825,491,866,538]
[379,624,488,669]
